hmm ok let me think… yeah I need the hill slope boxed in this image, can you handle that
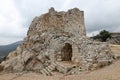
[0,41,22,56]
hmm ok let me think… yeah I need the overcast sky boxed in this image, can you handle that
[0,0,120,45]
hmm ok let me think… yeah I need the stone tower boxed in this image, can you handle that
[27,7,86,37]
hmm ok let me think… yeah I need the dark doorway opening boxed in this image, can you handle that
[61,43,72,61]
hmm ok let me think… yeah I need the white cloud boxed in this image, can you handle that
[0,0,27,45]
[60,0,73,10]
[87,30,100,37]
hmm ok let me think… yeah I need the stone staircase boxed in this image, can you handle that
[40,63,56,76]
[39,61,79,75]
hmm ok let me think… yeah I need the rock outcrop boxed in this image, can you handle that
[0,8,113,75]
[107,33,120,45]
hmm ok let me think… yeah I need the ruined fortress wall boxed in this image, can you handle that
[27,8,86,37]
[63,10,86,36]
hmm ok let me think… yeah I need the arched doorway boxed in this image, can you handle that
[61,43,72,61]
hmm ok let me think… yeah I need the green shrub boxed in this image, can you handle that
[92,30,111,42]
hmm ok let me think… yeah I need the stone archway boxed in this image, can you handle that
[61,43,72,61]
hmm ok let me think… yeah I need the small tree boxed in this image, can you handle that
[99,30,111,41]
[92,30,111,42]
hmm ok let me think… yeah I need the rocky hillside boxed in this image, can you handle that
[0,8,113,75]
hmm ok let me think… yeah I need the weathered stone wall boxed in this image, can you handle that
[0,8,113,75]
[27,7,86,37]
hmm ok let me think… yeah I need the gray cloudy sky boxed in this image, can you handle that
[0,0,120,45]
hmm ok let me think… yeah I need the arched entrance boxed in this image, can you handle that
[61,43,72,61]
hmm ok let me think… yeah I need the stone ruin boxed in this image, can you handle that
[0,8,113,75]
[107,33,120,45]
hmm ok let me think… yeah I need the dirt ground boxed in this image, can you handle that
[110,44,120,55]
[0,44,120,80]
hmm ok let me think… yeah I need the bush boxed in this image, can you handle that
[92,30,111,42]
